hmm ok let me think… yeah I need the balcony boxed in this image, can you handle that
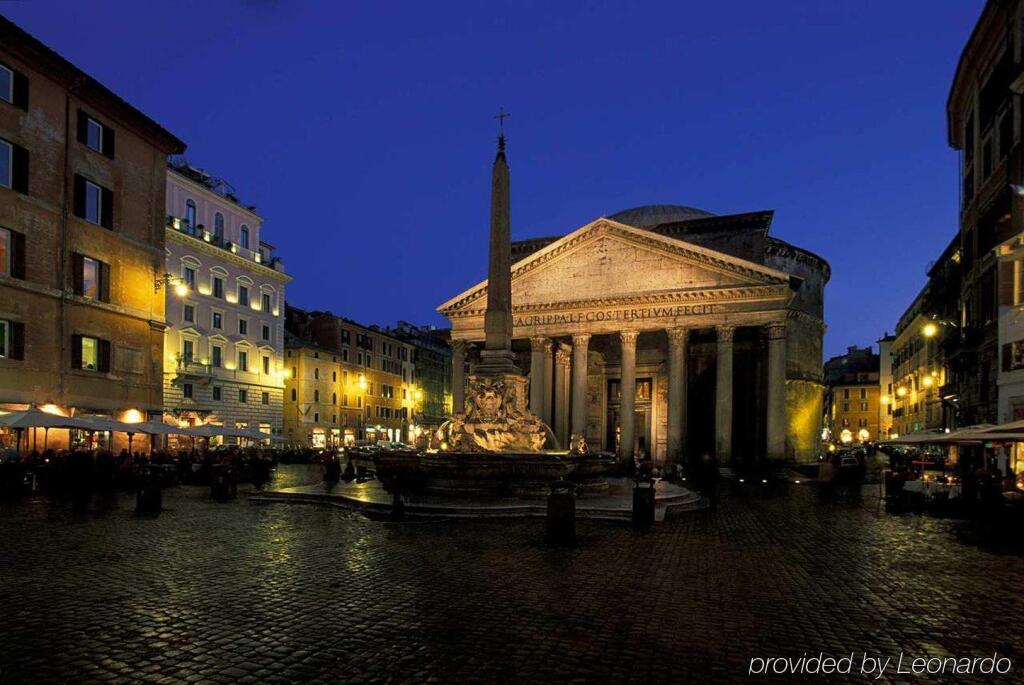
[174,357,213,381]
[166,215,286,273]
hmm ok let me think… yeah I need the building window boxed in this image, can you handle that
[262,292,271,312]
[262,324,270,341]
[82,256,100,299]
[238,318,248,335]
[262,392,269,405]
[73,254,109,302]
[183,304,195,323]
[0,64,11,104]
[314,412,320,423]
[185,199,197,234]
[240,225,250,249]
[0,227,9,276]
[262,356,270,374]
[859,388,867,399]
[238,350,248,371]
[212,311,223,329]
[314,368,319,380]
[183,383,193,399]
[182,266,196,290]
[213,386,222,401]
[86,117,103,152]
[842,402,850,412]
[0,319,23,360]
[342,349,348,362]
[860,402,868,411]
[212,345,223,368]
[332,392,337,405]
[0,138,10,189]
[291,388,297,401]
[239,389,247,403]
[238,285,249,306]
[314,390,320,402]
[74,335,108,372]
[0,138,27,194]
[214,212,224,243]
[181,339,194,363]
[213,276,224,299]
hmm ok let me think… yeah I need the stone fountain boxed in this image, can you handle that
[377,131,615,498]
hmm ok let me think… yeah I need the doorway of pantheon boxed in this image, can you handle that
[605,377,653,459]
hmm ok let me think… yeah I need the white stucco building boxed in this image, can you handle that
[162,162,292,441]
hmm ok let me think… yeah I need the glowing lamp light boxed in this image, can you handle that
[174,283,189,298]
[880,394,890,405]
[857,428,870,441]
[896,387,908,398]
[922,376,934,388]
[840,429,853,444]
[922,322,938,338]
[828,444,837,452]
[122,408,144,424]
[40,403,65,416]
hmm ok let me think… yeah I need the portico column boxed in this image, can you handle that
[667,327,688,467]
[715,325,735,464]
[542,344,554,426]
[554,344,571,445]
[570,333,591,437]
[451,339,466,414]
[618,330,639,464]
[766,321,788,460]
[529,336,550,416]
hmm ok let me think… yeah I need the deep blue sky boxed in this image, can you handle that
[4,1,985,358]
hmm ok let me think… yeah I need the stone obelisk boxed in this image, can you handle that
[476,133,520,374]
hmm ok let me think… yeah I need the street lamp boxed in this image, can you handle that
[921,322,938,338]
[155,272,188,296]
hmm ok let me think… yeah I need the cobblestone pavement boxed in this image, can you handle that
[2,467,1024,684]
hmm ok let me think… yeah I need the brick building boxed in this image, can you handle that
[0,17,184,450]
[823,346,880,445]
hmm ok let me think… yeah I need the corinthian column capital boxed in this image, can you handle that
[716,325,735,343]
[667,327,688,348]
[767,321,787,340]
[618,330,639,348]
[530,336,551,353]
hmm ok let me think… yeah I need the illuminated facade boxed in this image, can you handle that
[823,346,880,444]
[283,307,419,447]
[162,164,291,441]
[0,17,184,451]
[890,293,952,437]
[439,204,830,465]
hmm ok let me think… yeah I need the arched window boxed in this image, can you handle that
[240,224,250,249]
[185,199,197,235]
[214,212,224,243]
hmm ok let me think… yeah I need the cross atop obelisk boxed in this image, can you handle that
[476,111,519,374]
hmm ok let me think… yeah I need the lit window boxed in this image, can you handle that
[84,180,102,224]
[0,65,11,104]
[0,227,9,275]
[0,139,10,189]
[85,117,103,153]
[82,257,100,299]
[81,336,98,370]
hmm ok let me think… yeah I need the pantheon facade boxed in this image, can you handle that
[438,204,829,465]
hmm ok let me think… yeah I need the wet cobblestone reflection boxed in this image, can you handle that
[1,467,1023,683]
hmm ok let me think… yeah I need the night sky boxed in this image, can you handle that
[3,1,984,358]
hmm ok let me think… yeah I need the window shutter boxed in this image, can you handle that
[98,339,111,373]
[71,334,82,369]
[11,144,28,195]
[73,175,86,218]
[102,125,115,159]
[10,322,24,360]
[101,186,113,229]
[10,230,25,279]
[12,70,28,110]
[71,253,84,295]
[999,261,1015,306]
[1003,342,1013,372]
[99,261,111,302]
[76,109,88,145]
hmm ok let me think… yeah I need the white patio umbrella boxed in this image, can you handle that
[0,408,95,452]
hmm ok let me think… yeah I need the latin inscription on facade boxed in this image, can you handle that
[514,304,718,328]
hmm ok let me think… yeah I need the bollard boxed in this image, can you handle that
[135,467,163,515]
[546,480,577,545]
[632,476,656,530]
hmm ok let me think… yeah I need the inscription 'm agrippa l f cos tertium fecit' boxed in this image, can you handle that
[514,304,719,327]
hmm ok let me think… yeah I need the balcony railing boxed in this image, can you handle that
[166,215,285,272]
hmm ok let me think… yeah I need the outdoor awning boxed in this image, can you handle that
[0,408,95,431]
[888,430,949,445]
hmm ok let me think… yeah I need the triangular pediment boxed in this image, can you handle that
[438,218,791,315]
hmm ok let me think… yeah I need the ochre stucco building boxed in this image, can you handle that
[439,204,829,466]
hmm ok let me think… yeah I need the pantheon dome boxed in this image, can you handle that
[608,204,716,228]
